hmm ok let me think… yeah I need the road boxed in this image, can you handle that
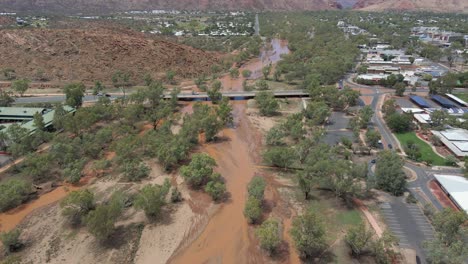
[254,13,260,36]
[346,75,463,263]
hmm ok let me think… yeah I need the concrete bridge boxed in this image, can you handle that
[164,90,309,101]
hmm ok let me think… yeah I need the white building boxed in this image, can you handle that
[434,174,468,213]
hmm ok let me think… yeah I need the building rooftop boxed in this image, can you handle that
[0,107,47,120]
[410,95,431,108]
[431,95,458,108]
[432,128,468,157]
[446,94,468,107]
[434,174,468,213]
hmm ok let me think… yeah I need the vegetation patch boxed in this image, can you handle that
[395,132,448,166]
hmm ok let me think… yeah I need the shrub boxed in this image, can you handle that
[256,218,282,255]
[247,176,266,201]
[170,187,183,203]
[0,179,32,212]
[60,189,95,225]
[0,229,22,252]
[205,181,226,201]
[121,161,150,182]
[244,197,262,224]
[134,181,171,219]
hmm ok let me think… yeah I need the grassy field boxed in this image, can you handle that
[395,132,448,166]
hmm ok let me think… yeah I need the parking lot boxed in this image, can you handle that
[324,112,354,145]
[380,198,434,261]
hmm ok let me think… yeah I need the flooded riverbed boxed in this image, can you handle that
[170,103,264,264]
[220,38,289,91]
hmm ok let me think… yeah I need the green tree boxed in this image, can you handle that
[208,80,223,104]
[0,229,22,253]
[244,196,262,224]
[248,176,266,201]
[345,222,373,256]
[60,189,95,225]
[112,71,131,100]
[205,180,226,201]
[216,97,233,125]
[432,208,467,245]
[394,82,406,97]
[33,112,45,131]
[256,80,269,90]
[135,181,171,219]
[52,104,68,130]
[382,99,397,117]
[92,81,105,96]
[242,69,252,78]
[290,209,327,259]
[85,192,124,241]
[121,161,150,182]
[366,129,381,148]
[256,218,282,255]
[263,146,296,169]
[64,82,85,108]
[11,79,29,97]
[255,91,279,116]
[262,65,272,80]
[229,68,240,79]
[424,236,468,264]
[0,90,14,107]
[371,231,398,264]
[0,179,32,212]
[304,101,331,126]
[375,150,406,196]
[166,70,176,84]
[180,153,217,188]
[143,73,153,86]
[266,126,284,146]
[386,113,412,133]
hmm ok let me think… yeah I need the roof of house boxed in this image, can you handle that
[434,174,468,213]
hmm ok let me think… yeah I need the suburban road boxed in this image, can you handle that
[345,75,463,263]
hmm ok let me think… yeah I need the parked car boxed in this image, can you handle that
[371,159,376,164]
[97,93,111,97]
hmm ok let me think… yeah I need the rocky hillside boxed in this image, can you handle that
[0,0,336,14]
[353,0,468,13]
[0,28,218,83]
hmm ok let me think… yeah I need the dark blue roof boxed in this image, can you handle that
[410,95,431,108]
[431,95,457,108]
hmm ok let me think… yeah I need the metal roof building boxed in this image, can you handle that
[434,174,468,213]
[446,94,468,107]
[432,128,468,157]
[0,107,47,121]
[430,95,458,108]
[0,106,75,134]
[409,95,431,108]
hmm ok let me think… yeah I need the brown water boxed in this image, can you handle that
[171,103,264,264]
[0,185,79,232]
[171,39,299,264]
[220,39,289,91]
